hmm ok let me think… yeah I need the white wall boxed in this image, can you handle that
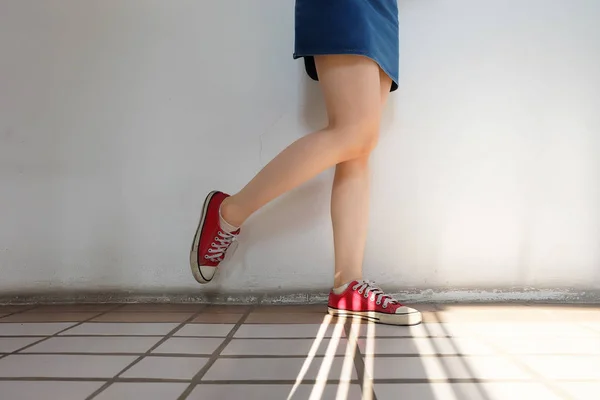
[1,0,599,296]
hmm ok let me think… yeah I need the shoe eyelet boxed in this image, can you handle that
[357,290,363,295]
[383,304,388,309]
[364,293,369,298]
[204,255,209,259]
[376,301,381,305]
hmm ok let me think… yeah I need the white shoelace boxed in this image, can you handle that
[205,230,237,262]
[352,280,400,309]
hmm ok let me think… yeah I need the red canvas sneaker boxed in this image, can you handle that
[189,191,239,284]
[328,280,422,325]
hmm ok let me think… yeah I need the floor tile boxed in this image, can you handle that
[253,305,326,314]
[533,305,600,322]
[117,304,204,313]
[0,337,41,353]
[203,357,357,381]
[0,381,103,400]
[454,322,597,337]
[22,336,162,354]
[469,383,564,400]
[246,313,327,324]
[374,383,563,400]
[191,314,243,324]
[202,305,252,314]
[222,338,350,356]
[364,356,531,380]
[555,382,600,400]
[0,323,75,336]
[153,337,224,355]
[358,337,496,355]
[61,323,178,336]
[235,323,344,338]
[92,312,193,323]
[175,324,235,337]
[121,356,207,379]
[518,355,600,380]
[354,322,461,338]
[436,312,556,323]
[33,304,118,313]
[407,303,440,312]
[582,322,600,334]
[489,335,600,355]
[95,382,188,400]
[189,383,363,400]
[436,304,546,322]
[0,354,136,378]
[0,305,34,314]
[358,321,597,339]
[0,312,101,322]
[533,304,600,310]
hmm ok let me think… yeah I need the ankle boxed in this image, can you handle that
[333,278,361,291]
[220,196,246,228]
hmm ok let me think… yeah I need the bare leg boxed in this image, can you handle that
[221,55,384,227]
[332,70,392,287]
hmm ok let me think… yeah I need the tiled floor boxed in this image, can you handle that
[0,304,599,399]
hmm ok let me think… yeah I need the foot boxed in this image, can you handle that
[328,280,422,325]
[189,191,240,284]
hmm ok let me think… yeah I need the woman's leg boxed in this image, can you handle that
[331,70,392,288]
[221,55,383,227]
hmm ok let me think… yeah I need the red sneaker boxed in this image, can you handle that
[328,280,422,325]
[189,191,239,284]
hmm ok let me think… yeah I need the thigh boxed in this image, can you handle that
[314,55,384,128]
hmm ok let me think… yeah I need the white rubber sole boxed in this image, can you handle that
[327,307,422,326]
[189,190,218,284]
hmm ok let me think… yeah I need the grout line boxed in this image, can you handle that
[0,304,125,361]
[11,352,212,357]
[3,351,600,358]
[190,377,554,384]
[1,319,235,324]
[0,377,188,383]
[0,336,47,339]
[0,334,462,339]
[175,307,254,400]
[0,377,110,382]
[0,377,598,384]
[1,334,469,339]
[1,319,586,324]
[83,306,208,400]
[344,318,378,400]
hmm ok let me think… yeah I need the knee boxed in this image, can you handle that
[332,118,380,160]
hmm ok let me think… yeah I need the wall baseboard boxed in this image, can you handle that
[1,287,599,305]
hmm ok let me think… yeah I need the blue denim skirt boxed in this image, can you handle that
[293,0,399,92]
